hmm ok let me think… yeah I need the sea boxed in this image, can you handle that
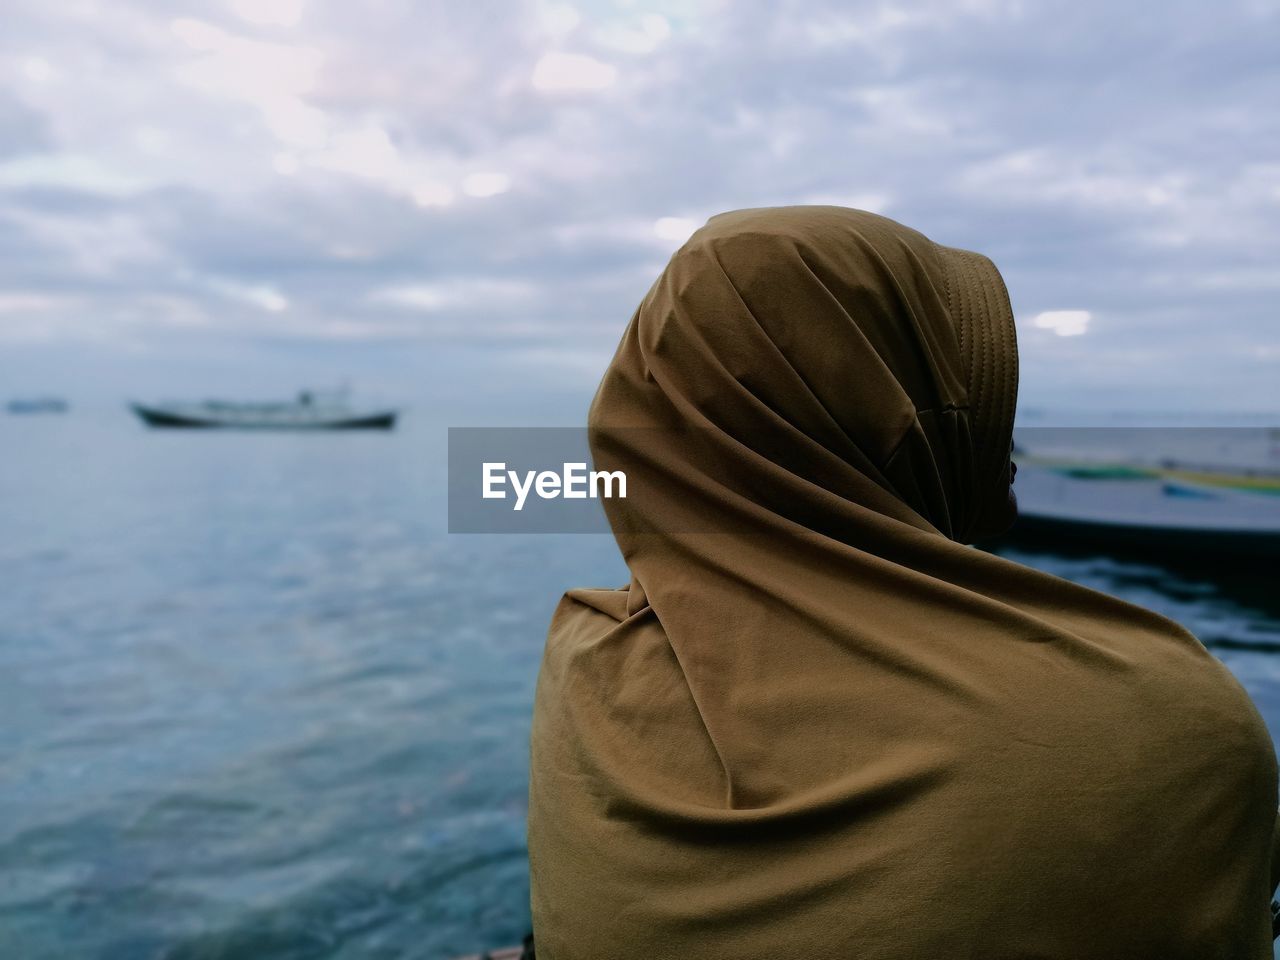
[3,411,1280,959]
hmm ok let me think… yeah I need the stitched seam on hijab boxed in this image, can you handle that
[941,253,980,543]
[964,255,987,440]
[974,255,1001,482]
[939,246,979,536]
[990,263,1018,469]
[961,255,989,490]
[972,254,997,540]
[943,249,963,363]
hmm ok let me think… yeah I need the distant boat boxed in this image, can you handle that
[129,390,397,431]
[1005,435,1280,559]
[7,397,68,415]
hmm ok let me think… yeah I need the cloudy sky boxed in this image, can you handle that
[1,0,1277,416]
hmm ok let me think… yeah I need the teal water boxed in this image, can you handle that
[2,414,1279,959]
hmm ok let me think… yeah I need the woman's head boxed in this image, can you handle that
[590,205,1019,546]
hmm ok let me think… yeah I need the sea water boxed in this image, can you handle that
[2,413,1279,959]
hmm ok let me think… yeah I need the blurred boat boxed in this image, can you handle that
[7,397,68,415]
[129,390,396,431]
[1008,434,1280,559]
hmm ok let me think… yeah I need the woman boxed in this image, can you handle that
[527,205,1280,958]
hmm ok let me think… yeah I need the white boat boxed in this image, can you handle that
[129,390,397,431]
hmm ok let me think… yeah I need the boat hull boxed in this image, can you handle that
[130,403,396,431]
[1003,511,1280,561]
[992,458,1280,561]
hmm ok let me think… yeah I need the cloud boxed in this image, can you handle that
[531,51,617,92]
[1030,310,1091,337]
[0,0,1277,411]
[169,18,327,147]
[461,171,512,198]
[652,216,699,243]
[368,278,539,312]
[219,282,290,313]
[229,0,306,28]
[0,292,66,314]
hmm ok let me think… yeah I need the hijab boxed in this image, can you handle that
[527,206,1279,959]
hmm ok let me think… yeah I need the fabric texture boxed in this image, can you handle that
[527,205,1279,959]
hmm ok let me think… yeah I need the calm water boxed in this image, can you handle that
[3,414,1280,959]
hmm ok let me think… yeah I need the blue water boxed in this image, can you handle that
[3,414,1280,959]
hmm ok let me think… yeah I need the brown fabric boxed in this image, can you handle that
[527,205,1279,959]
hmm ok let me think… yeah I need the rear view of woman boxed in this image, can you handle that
[527,205,1280,959]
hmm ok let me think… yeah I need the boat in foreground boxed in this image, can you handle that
[130,391,397,431]
[1004,442,1280,560]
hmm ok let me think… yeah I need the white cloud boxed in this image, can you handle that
[21,56,54,83]
[300,125,460,209]
[229,0,306,28]
[201,277,290,313]
[221,284,289,312]
[653,216,700,243]
[531,52,617,92]
[462,171,512,198]
[1031,310,1091,337]
[537,2,582,38]
[412,182,455,207]
[170,18,327,148]
[368,279,537,311]
[308,125,397,179]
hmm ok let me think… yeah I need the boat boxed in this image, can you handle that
[1001,431,1280,559]
[7,397,68,415]
[129,390,397,431]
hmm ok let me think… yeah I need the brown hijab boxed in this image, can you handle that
[527,206,1279,959]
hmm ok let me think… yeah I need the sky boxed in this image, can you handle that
[1,0,1278,417]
